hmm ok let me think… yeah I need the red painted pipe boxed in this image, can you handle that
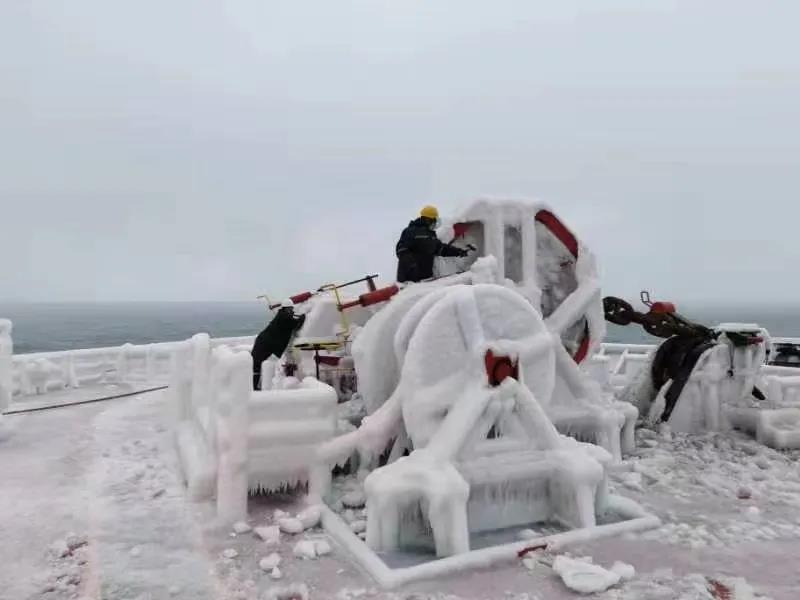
[269,291,314,310]
[339,284,400,311]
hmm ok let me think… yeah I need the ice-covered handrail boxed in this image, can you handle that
[6,334,256,399]
[0,319,12,413]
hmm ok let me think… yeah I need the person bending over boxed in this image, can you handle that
[251,299,306,390]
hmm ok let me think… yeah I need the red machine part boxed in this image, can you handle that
[452,222,471,239]
[649,301,676,315]
[339,284,400,311]
[315,355,341,367]
[485,350,519,387]
[269,291,314,310]
[534,209,592,364]
[454,212,592,365]
[535,209,579,258]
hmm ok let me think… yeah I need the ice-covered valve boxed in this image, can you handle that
[484,350,518,387]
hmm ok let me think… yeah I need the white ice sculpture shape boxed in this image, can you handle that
[334,284,612,557]
[0,319,11,413]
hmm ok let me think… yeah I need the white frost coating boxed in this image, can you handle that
[314,539,332,556]
[351,285,435,415]
[259,553,281,571]
[278,518,304,534]
[353,258,500,416]
[0,319,11,414]
[232,521,251,534]
[297,505,322,530]
[622,326,791,448]
[174,338,338,510]
[610,561,636,581]
[756,408,800,450]
[255,525,281,545]
[214,345,252,524]
[552,555,621,594]
[265,583,309,600]
[318,280,645,558]
[293,540,318,559]
[320,502,658,590]
[249,378,338,493]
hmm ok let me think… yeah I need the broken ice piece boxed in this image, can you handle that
[745,506,761,522]
[517,529,539,541]
[522,557,537,571]
[342,509,357,523]
[755,456,770,470]
[273,509,289,521]
[265,583,308,600]
[610,561,636,581]
[168,586,181,596]
[259,553,282,571]
[349,520,367,534]
[552,556,621,594]
[341,490,366,508]
[293,540,318,560]
[221,548,239,559]
[314,539,332,556]
[297,506,321,530]
[233,521,252,534]
[278,518,304,535]
[737,486,753,500]
[130,546,142,558]
[255,525,281,545]
[270,567,282,580]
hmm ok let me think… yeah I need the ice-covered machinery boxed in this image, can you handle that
[284,200,648,558]
[172,333,339,522]
[609,293,800,449]
[171,199,642,535]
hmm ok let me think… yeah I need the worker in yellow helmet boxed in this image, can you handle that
[395,205,470,282]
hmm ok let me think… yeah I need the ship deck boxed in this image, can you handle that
[2,388,799,600]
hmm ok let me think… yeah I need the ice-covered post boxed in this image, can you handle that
[0,319,12,413]
[215,346,252,524]
[116,343,133,384]
[171,341,193,423]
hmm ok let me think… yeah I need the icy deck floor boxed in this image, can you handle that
[1,391,799,600]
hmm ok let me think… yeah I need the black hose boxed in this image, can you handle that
[4,385,168,415]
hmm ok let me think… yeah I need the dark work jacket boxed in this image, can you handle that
[395,218,465,282]
[251,308,306,380]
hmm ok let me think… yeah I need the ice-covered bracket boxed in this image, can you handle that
[351,200,637,461]
[311,283,657,587]
[617,320,800,450]
[171,333,339,523]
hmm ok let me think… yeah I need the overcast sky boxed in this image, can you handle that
[1,1,799,305]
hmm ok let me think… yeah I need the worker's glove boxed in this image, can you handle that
[458,248,470,257]
[466,244,477,252]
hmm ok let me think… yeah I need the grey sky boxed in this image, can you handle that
[2,1,799,304]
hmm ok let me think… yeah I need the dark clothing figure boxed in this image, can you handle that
[395,217,468,283]
[251,307,306,389]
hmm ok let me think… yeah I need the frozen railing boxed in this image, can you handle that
[589,343,655,389]
[3,320,255,399]
[171,333,338,523]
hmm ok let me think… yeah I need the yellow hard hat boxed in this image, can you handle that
[420,205,439,220]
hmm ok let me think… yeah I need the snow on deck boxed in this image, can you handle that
[1,390,798,600]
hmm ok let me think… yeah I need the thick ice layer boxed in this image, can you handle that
[0,318,11,413]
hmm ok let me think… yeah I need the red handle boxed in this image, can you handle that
[269,291,313,310]
[339,284,400,311]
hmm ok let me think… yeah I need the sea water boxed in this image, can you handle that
[0,302,798,354]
